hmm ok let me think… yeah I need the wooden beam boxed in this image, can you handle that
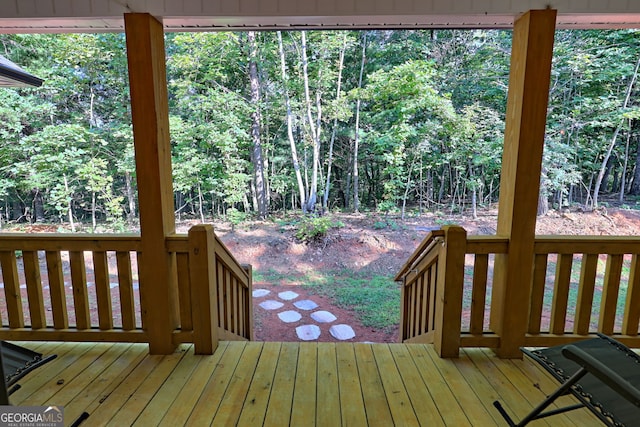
[433,226,467,357]
[491,9,557,358]
[188,225,219,355]
[124,13,178,354]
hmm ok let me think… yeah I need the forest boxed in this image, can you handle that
[1,29,640,229]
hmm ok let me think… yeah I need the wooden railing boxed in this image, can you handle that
[397,226,640,356]
[0,224,251,353]
[167,226,253,346]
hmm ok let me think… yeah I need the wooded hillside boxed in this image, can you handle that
[1,29,640,227]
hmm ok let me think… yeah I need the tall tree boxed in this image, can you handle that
[277,31,306,211]
[352,32,367,213]
[247,31,267,218]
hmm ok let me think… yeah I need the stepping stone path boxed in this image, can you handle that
[259,300,284,310]
[252,289,270,298]
[253,288,357,341]
[278,291,299,300]
[330,324,356,340]
[311,311,337,323]
[293,299,318,311]
[296,325,321,341]
[278,310,302,323]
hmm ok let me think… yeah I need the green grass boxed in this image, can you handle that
[303,271,400,332]
[253,267,400,331]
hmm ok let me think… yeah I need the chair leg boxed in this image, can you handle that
[494,367,588,426]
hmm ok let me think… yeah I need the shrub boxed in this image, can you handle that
[227,208,247,230]
[295,216,334,242]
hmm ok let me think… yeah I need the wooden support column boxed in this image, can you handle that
[434,226,467,357]
[125,13,178,354]
[188,225,219,355]
[491,9,557,358]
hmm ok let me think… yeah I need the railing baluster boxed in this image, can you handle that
[599,254,623,335]
[419,274,428,335]
[528,254,548,334]
[470,254,489,335]
[409,275,417,337]
[92,251,113,330]
[429,264,437,332]
[0,251,24,328]
[244,264,254,340]
[69,250,90,329]
[116,251,137,331]
[174,252,192,331]
[574,253,598,335]
[234,275,240,334]
[45,251,69,329]
[623,254,640,335]
[216,260,225,329]
[225,268,232,330]
[550,253,573,334]
[23,251,45,329]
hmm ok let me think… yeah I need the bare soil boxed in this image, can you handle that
[178,205,640,343]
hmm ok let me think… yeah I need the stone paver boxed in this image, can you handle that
[293,299,319,310]
[255,287,358,342]
[310,310,337,323]
[253,289,271,298]
[329,324,356,340]
[278,291,299,300]
[278,310,302,323]
[296,324,321,341]
[259,300,285,310]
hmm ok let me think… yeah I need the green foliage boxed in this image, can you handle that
[3,28,640,226]
[227,207,248,229]
[373,219,399,230]
[294,215,336,242]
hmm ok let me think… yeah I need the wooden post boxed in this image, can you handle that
[434,226,467,357]
[188,225,219,355]
[243,264,255,340]
[491,9,557,358]
[125,13,178,354]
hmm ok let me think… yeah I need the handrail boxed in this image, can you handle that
[395,229,445,281]
[397,227,640,356]
[0,226,252,353]
[166,233,249,283]
[0,233,142,251]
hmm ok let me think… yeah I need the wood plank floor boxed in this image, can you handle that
[10,341,601,426]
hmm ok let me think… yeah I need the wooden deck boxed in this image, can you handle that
[10,341,600,426]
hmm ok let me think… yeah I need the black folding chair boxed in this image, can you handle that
[0,341,57,404]
[493,333,640,427]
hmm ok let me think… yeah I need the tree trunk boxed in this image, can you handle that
[621,120,631,202]
[323,33,347,212]
[197,182,205,222]
[247,31,267,219]
[277,31,306,211]
[301,32,321,213]
[124,171,136,223]
[537,190,549,216]
[631,135,640,195]
[91,191,97,231]
[32,188,45,223]
[60,176,74,230]
[353,32,367,213]
[593,54,640,207]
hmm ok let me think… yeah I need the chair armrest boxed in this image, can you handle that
[562,344,640,407]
